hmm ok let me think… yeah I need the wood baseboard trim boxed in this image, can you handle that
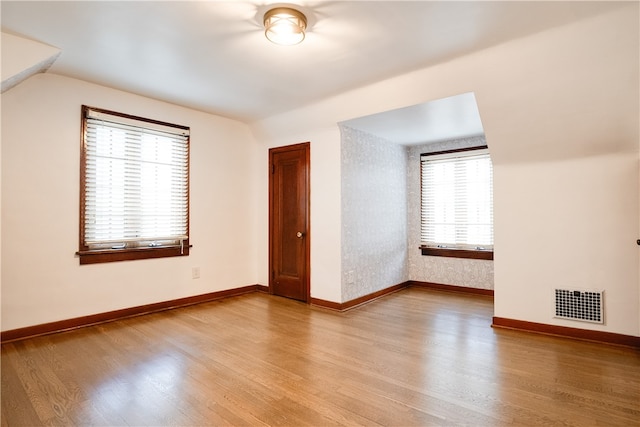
[254,284,270,293]
[12,282,632,349]
[492,317,640,348]
[408,280,494,297]
[311,282,409,311]
[1,284,268,344]
[309,298,343,311]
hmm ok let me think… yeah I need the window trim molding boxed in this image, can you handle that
[420,144,492,260]
[420,246,493,260]
[77,105,190,264]
[419,145,489,159]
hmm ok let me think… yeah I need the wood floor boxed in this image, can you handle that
[2,288,639,426]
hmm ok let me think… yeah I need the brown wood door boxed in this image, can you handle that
[269,142,310,302]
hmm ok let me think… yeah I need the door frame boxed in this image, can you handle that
[268,142,311,302]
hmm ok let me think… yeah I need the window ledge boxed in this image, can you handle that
[420,246,493,260]
[77,245,190,265]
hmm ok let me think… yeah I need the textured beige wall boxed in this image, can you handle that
[407,137,494,290]
[340,126,408,301]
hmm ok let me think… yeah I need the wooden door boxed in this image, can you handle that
[269,142,310,302]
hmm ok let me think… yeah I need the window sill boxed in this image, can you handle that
[77,245,190,265]
[420,246,493,260]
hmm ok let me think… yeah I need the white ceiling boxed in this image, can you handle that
[342,92,484,145]
[1,1,625,142]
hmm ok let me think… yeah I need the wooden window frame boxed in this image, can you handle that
[77,106,190,265]
[419,246,493,260]
[420,146,493,261]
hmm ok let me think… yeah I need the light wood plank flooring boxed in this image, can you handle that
[2,288,639,426]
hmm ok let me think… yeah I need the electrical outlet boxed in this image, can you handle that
[192,267,200,279]
[346,270,355,284]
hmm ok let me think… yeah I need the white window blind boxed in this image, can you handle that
[83,108,189,250]
[421,150,493,250]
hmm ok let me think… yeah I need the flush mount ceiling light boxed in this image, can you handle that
[263,7,307,46]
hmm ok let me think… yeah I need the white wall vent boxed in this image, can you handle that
[554,289,604,324]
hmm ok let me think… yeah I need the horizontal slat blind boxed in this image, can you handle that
[421,151,493,249]
[83,109,189,249]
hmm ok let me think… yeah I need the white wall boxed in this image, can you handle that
[1,74,260,331]
[2,5,636,336]
[1,32,60,92]
[495,153,638,334]
[0,92,2,332]
[252,6,639,334]
[252,125,343,303]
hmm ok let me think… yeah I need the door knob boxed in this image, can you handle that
[296,231,304,238]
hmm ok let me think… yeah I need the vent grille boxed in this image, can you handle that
[554,289,604,324]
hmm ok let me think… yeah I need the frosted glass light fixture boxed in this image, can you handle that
[263,7,307,46]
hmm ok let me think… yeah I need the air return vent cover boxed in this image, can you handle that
[554,289,604,324]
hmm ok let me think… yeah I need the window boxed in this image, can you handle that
[78,106,190,264]
[420,146,493,260]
